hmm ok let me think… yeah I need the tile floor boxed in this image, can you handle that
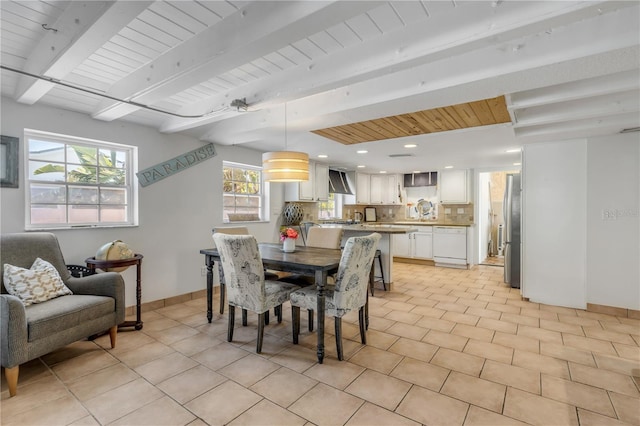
[2,263,639,426]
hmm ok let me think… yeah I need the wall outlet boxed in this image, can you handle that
[457,208,465,214]
[201,266,207,276]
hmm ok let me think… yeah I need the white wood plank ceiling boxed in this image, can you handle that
[1,1,638,172]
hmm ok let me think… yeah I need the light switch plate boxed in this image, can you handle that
[445,208,451,214]
[457,208,465,214]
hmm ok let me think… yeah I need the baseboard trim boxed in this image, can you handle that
[124,287,216,317]
[587,303,640,319]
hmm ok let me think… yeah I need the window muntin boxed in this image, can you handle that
[223,162,264,222]
[318,193,337,219]
[25,130,136,229]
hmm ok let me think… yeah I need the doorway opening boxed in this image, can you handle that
[477,170,517,267]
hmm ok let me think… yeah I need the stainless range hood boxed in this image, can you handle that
[329,170,353,194]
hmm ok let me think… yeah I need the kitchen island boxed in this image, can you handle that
[318,224,417,290]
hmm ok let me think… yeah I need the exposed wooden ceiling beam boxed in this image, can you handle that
[14,1,151,104]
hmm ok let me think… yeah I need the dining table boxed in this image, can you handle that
[200,243,343,364]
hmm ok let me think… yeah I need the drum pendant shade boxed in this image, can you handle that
[262,151,309,182]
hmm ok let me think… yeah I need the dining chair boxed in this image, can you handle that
[212,227,279,315]
[212,233,300,353]
[279,226,343,331]
[289,233,381,361]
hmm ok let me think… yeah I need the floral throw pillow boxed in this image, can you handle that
[3,258,73,306]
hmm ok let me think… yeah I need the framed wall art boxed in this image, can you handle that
[1,135,19,188]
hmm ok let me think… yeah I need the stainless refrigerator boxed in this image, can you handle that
[503,173,521,288]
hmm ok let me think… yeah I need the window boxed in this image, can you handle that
[223,161,264,222]
[25,129,137,229]
[318,193,337,219]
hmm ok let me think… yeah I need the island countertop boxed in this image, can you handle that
[319,224,418,234]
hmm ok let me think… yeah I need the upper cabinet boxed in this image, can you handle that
[369,174,400,204]
[403,172,437,187]
[439,169,469,203]
[285,162,329,202]
[355,173,370,204]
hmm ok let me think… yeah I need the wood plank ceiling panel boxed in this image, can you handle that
[312,96,512,144]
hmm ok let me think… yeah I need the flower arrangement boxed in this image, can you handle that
[280,227,298,241]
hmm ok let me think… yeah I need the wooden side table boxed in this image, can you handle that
[85,254,144,330]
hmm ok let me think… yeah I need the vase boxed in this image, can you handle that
[283,238,296,253]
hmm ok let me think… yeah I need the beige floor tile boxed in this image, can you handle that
[423,329,469,351]
[476,317,517,334]
[614,343,640,361]
[289,382,364,425]
[84,378,165,424]
[66,362,138,402]
[542,374,616,417]
[134,351,198,384]
[541,305,578,316]
[486,303,521,314]
[410,305,446,318]
[500,312,539,327]
[304,358,365,389]
[388,337,438,362]
[517,324,563,344]
[384,310,423,325]
[464,406,530,426]
[50,349,119,383]
[350,345,404,374]
[481,359,540,394]
[2,394,88,426]
[155,304,202,320]
[396,385,469,426]
[345,401,420,426]
[577,408,633,426]
[539,318,585,336]
[383,300,417,312]
[430,293,460,303]
[503,387,579,426]
[229,398,306,425]
[361,328,400,350]
[435,301,469,313]
[0,358,52,395]
[443,311,480,326]
[250,366,317,408]
[583,327,637,346]
[170,332,222,356]
[69,415,100,425]
[540,341,596,366]
[190,341,249,370]
[569,362,640,397]
[219,353,281,387]
[116,341,176,368]
[431,347,485,376]
[563,333,618,355]
[269,345,319,373]
[558,314,601,328]
[415,316,456,332]
[594,353,640,376]
[385,322,428,340]
[493,331,540,353]
[390,356,450,391]
[110,395,196,425]
[157,365,227,404]
[441,371,506,412]
[452,323,495,342]
[185,380,262,425]
[512,350,570,379]
[465,307,502,320]
[40,340,101,366]
[367,315,396,331]
[602,322,640,337]
[457,298,490,309]
[608,392,640,425]
[142,316,182,332]
[345,369,411,411]
[463,340,513,364]
[0,375,68,420]
[520,308,559,320]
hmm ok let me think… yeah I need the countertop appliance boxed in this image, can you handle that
[433,226,467,267]
[504,173,521,288]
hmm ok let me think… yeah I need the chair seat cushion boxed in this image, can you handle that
[262,281,300,312]
[26,294,115,342]
[289,286,348,317]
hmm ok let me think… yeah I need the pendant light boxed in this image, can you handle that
[262,103,309,182]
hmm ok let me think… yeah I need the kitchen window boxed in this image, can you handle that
[223,161,264,222]
[25,129,137,229]
[318,193,338,219]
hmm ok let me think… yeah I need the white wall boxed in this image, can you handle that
[586,134,639,310]
[523,134,640,310]
[0,98,283,307]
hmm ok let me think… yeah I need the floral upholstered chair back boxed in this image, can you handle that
[332,233,381,315]
[212,233,266,312]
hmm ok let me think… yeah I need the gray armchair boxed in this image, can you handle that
[1,232,125,397]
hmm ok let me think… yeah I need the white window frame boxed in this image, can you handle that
[24,129,138,230]
[222,161,267,223]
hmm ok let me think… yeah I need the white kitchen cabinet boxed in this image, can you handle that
[432,226,467,267]
[355,173,370,204]
[370,174,399,204]
[392,226,433,259]
[285,162,329,202]
[439,169,469,203]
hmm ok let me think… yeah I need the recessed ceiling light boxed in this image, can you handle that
[505,148,520,153]
[357,165,365,168]
[412,170,421,173]
[404,144,417,148]
[513,162,521,166]
[317,154,328,158]
[357,150,368,154]
[444,166,454,169]
[379,171,387,174]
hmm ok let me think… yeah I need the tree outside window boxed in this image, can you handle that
[318,193,337,219]
[223,162,263,222]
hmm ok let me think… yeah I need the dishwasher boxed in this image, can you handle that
[432,226,467,268]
